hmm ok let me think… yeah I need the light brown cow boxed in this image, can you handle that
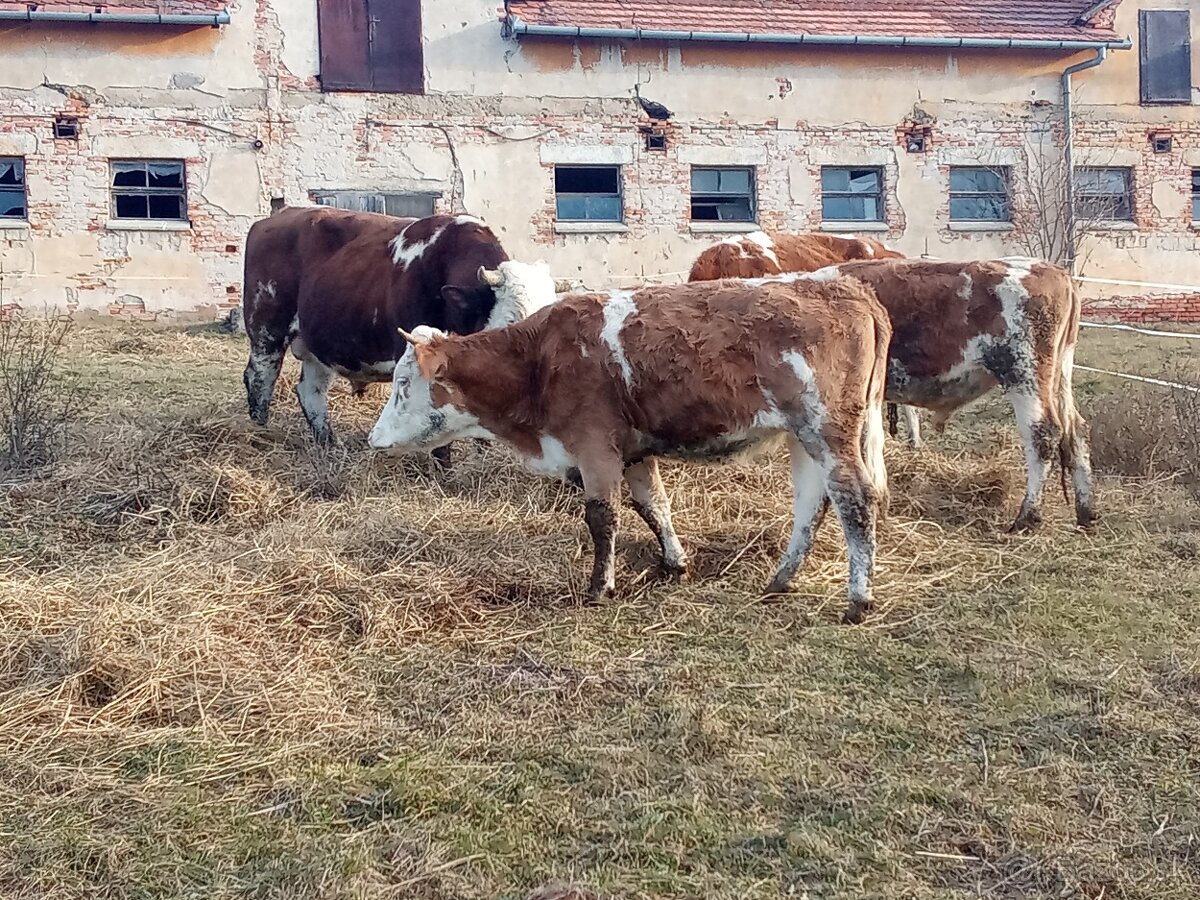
[688,230,924,446]
[765,257,1096,532]
[369,262,892,624]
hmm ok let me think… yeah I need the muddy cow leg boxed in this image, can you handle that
[1007,383,1061,533]
[824,453,881,625]
[887,403,899,438]
[295,358,338,444]
[1058,349,1097,528]
[244,333,287,427]
[624,458,687,578]
[577,454,624,603]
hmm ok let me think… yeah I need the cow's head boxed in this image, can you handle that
[477,260,563,329]
[438,275,498,336]
[368,327,490,452]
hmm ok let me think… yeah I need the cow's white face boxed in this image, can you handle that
[481,259,562,329]
[368,326,490,452]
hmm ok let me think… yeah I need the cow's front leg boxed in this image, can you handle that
[578,454,623,603]
[624,458,688,579]
[295,358,337,444]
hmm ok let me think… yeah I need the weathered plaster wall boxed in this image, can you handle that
[1,0,1198,322]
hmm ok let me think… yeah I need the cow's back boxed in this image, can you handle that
[689,231,903,282]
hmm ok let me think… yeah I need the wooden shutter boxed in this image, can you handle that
[368,0,425,94]
[1140,9,1192,104]
[318,0,372,91]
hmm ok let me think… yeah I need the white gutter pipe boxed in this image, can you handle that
[0,8,230,26]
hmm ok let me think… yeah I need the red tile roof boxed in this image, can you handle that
[0,1,227,16]
[506,0,1125,45]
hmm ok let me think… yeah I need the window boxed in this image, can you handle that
[690,167,755,223]
[554,166,622,222]
[0,158,26,219]
[1192,169,1200,222]
[312,190,437,218]
[1074,167,1134,222]
[1140,10,1192,104]
[110,160,187,221]
[949,167,1010,222]
[317,0,423,93]
[54,116,79,140]
[821,167,884,222]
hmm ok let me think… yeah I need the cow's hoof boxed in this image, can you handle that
[660,561,689,582]
[1076,508,1100,531]
[563,467,584,490]
[1007,512,1042,534]
[583,586,615,606]
[763,577,792,596]
[841,600,872,625]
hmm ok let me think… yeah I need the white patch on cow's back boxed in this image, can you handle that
[744,231,780,268]
[781,349,828,433]
[600,290,637,386]
[391,224,447,268]
[995,260,1034,334]
[861,242,875,258]
[958,273,974,303]
[525,435,576,478]
[803,264,845,284]
[454,215,484,227]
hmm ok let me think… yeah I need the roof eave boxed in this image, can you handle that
[507,17,1132,52]
[0,7,230,26]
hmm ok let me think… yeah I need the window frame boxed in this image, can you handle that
[0,156,27,221]
[821,166,886,223]
[1074,167,1135,223]
[553,164,624,224]
[948,166,1012,223]
[689,166,757,224]
[311,190,439,218]
[109,159,188,223]
[1192,169,1200,224]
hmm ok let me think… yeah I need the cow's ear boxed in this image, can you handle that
[413,342,449,384]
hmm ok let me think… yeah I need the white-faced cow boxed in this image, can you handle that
[776,257,1095,532]
[688,230,924,446]
[369,264,892,625]
[242,206,510,448]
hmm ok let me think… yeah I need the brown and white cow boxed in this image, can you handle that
[242,207,519,445]
[369,263,892,624]
[772,257,1096,532]
[688,230,925,446]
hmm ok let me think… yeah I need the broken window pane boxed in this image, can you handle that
[1074,167,1133,222]
[690,167,756,222]
[949,166,1011,222]
[822,168,884,221]
[111,159,187,221]
[0,158,23,186]
[0,157,26,219]
[554,166,622,222]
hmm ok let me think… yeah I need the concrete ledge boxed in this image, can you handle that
[106,219,192,232]
[688,222,760,234]
[0,219,30,232]
[821,221,889,233]
[1083,222,1139,232]
[540,145,634,165]
[948,221,1015,232]
[553,221,628,235]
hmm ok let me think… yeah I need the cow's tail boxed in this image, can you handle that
[862,294,892,516]
[1054,277,1090,514]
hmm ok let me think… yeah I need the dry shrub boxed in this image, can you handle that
[0,313,78,474]
[1088,387,1200,496]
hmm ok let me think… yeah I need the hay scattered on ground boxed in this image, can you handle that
[0,323,1198,899]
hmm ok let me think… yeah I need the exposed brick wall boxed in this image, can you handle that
[1084,294,1200,323]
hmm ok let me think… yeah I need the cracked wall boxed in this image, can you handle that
[1,0,1199,322]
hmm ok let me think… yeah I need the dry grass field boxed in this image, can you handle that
[1,320,1198,899]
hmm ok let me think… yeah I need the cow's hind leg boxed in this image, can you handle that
[295,358,337,444]
[824,455,880,625]
[766,436,830,595]
[903,405,923,449]
[244,333,286,426]
[625,458,687,578]
[1008,384,1060,532]
[577,454,624,603]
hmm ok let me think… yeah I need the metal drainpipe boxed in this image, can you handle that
[1061,47,1108,273]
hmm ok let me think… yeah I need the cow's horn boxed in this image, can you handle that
[397,327,428,346]
[554,279,574,293]
[478,266,504,287]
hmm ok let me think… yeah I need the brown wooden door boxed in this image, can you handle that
[318,0,424,93]
[317,0,371,91]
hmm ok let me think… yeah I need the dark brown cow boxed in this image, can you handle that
[369,263,892,624]
[688,230,923,446]
[242,207,510,443]
[776,257,1095,532]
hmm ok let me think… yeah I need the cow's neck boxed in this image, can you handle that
[443,331,545,456]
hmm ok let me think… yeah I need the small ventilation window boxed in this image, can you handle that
[54,116,79,140]
[1152,134,1173,154]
